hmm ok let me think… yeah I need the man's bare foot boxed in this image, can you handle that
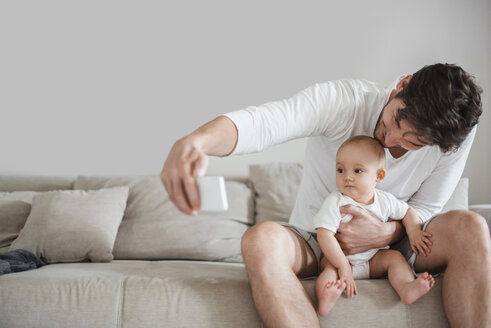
[318,280,346,316]
[400,272,435,305]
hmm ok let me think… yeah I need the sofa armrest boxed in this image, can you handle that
[469,204,491,234]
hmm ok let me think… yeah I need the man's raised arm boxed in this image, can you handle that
[160,115,238,216]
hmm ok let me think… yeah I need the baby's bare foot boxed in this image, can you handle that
[318,280,346,316]
[401,272,435,305]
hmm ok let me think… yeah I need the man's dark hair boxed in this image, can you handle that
[395,63,482,153]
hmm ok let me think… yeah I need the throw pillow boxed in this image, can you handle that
[73,175,253,262]
[249,162,303,223]
[9,187,129,263]
[441,178,468,212]
[0,200,31,253]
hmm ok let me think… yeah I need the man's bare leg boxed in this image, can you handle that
[414,210,491,327]
[241,221,320,328]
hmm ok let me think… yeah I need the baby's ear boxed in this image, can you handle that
[376,168,386,183]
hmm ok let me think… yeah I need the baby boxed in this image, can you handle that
[314,135,435,316]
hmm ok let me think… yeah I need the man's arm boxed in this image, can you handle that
[335,204,406,255]
[163,81,359,215]
[160,116,238,216]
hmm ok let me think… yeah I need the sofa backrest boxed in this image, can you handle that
[0,163,470,261]
[0,175,253,262]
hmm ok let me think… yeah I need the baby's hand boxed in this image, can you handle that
[408,230,433,257]
[339,266,357,297]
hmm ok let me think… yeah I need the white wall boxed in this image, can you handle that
[1,1,490,204]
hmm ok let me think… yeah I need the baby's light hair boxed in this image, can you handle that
[338,135,386,166]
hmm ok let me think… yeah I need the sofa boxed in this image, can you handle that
[0,162,490,328]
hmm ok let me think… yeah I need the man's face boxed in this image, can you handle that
[373,98,428,151]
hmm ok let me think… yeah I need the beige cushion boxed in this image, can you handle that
[0,200,31,253]
[249,162,469,223]
[9,187,129,263]
[0,261,448,328]
[0,191,41,203]
[249,162,303,223]
[469,204,491,234]
[0,175,74,192]
[74,176,253,262]
[441,177,468,212]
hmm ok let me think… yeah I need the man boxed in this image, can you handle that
[161,63,490,327]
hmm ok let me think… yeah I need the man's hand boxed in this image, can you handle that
[160,116,238,216]
[336,204,395,255]
[160,136,209,216]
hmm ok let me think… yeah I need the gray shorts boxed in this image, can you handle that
[278,217,435,276]
[390,218,433,270]
[277,222,323,275]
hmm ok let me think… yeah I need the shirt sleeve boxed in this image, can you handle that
[313,192,344,233]
[408,127,476,223]
[222,81,358,155]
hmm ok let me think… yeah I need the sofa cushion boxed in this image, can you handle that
[249,162,303,223]
[0,175,74,192]
[0,191,40,203]
[250,162,469,223]
[441,177,468,212]
[73,176,253,262]
[0,200,31,253]
[0,260,448,328]
[9,187,129,263]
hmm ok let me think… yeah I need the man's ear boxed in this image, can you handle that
[396,75,412,92]
[389,75,412,100]
[376,168,386,183]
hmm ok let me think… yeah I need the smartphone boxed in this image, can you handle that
[196,176,229,212]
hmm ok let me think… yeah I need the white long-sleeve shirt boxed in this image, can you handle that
[223,77,475,232]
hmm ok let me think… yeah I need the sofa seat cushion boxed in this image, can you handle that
[0,261,448,328]
[0,261,260,328]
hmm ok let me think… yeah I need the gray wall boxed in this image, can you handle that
[1,1,490,204]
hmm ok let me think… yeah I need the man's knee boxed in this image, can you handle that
[241,221,288,263]
[441,210,490,250]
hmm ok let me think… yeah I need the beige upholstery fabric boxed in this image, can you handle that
[0,261,448,328]
[0,200,31,253]
[73,176,252,262]
[9,187,129,263]
[0,191,40,203]
[250,163,469,223]
[0,175,74,192]
[469,204,491,234]
[249,162,303,223]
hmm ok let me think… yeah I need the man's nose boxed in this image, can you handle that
[385,130,399,147]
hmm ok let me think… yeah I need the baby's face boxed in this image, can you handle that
[335,143,383,203]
